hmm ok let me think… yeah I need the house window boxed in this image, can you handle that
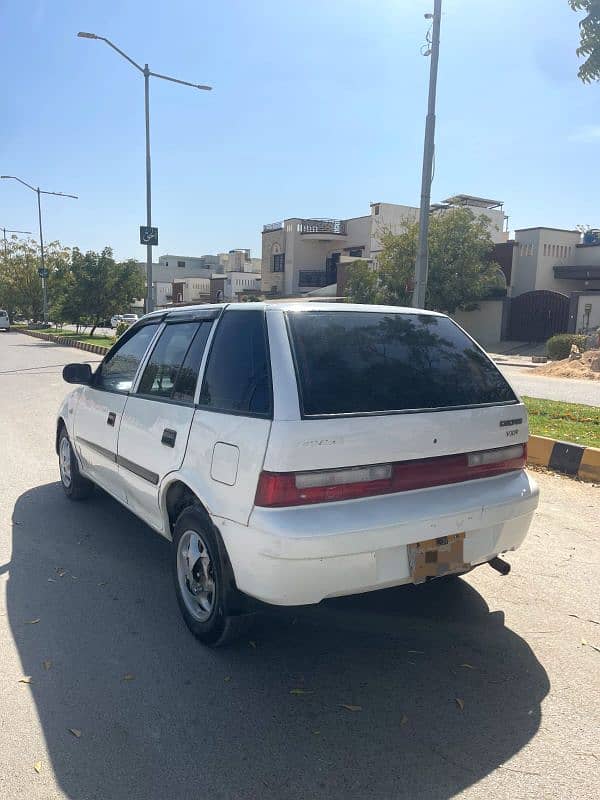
[373,204,380,216]
[177,260,185,268]
[543,244,547,256]
[348,247,363,258]
[272,253,285,272]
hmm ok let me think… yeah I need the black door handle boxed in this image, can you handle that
[161,428,177,448]
[107,412,116,427]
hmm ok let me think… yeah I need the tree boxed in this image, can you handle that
[343,260,379,303]
[570,1,600,83]
[346,208,503,314]
[0,238,70,322]
[60,248,144,335]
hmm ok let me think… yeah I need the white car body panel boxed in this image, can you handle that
[116,396,195,530]
[57,302,540,608]
[0,310,10,330]
[73,387,128,500]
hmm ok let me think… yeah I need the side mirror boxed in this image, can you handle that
[62,363,93,385]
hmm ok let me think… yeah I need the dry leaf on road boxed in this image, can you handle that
[400,713,409,726]
[122,673,135,681]
[340,704,362,712]
[42,660,52,671]
[33,761,42,774]
[290,688,314,696]
[459,663,476,670]
[25,619,40,625]
[18,676,32,684]
[68,728,82,738]
[248,641,257,649]
[455,697,465,711]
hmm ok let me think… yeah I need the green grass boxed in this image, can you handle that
[52,332,115,348]
[523,396,600,449]
[26,329,115,349]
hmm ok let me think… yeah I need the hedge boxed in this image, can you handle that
[546,334,588,361]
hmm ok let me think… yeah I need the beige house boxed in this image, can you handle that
[261,195,508,298]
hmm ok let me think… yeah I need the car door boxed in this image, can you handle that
[116,313,215,530]
[73,321,161,500]
[182,308,273,526]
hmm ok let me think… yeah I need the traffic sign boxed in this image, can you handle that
[38,268,49,278]
[140,226,158,246]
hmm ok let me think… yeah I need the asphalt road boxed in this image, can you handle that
[500,366,600,407]
[1,330,599,800]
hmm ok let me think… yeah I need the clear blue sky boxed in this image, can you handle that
[0,0,597,262]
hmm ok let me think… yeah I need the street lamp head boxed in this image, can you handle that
[1,175,15,179]
[77,31,98,39]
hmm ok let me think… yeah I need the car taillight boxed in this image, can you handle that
[254,444,527,508]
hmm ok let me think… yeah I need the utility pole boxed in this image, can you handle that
[1,176,77,324]
[1,227,32,257]
[77,32,212,313]
[412,0,442,309]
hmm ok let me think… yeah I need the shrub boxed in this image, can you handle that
[115,321,130,339]
[546,334,588,361]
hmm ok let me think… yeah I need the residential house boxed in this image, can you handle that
[261,195,508,297]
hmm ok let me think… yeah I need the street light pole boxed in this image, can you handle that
[1,176,78,324]
[77,32,212,314]
[412,0,442,310]
[1,227,32,257]
[144,64,153,314]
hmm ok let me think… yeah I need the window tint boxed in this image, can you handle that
[137,322,200,399]
[287,311,516,416]
[96,324,159,393]
[172,322,212,402]
[199,310,271,416]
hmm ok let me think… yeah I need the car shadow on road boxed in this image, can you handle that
[7,482,549,800]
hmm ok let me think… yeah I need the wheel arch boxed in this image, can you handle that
[56,417,67,454]
[161,478,244,612]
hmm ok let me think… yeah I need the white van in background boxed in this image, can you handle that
[0,310,10,331]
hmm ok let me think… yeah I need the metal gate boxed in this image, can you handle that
[508,290,569,342]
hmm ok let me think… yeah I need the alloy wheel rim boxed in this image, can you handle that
[177,530,216,622]
[59,437,72,488]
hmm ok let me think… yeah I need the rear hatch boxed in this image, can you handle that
[257,309,527,507]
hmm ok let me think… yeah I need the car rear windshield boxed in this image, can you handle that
[286,311,517,416]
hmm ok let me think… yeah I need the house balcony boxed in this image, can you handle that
[554,265,600,280]
[262,221,284,233]
[298,218,347,240]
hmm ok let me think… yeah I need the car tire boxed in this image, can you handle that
[172,506,245,646]
[58,428,94,500]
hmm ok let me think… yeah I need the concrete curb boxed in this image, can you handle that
[528,434,600,483]
[21,329,110,356]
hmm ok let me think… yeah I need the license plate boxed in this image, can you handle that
[407,533,466,584]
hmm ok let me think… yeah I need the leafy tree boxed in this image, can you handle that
[60,248,144,335]
[343,260,379,303]
[346,208,503,314]
[0,237,70,322]
[570,1,600,83]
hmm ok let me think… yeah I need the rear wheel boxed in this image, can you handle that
[58,428,94,500]
[172,506,244,646]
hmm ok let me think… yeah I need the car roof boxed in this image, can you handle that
[142,301,443,321]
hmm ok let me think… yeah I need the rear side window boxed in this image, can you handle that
[0,310,7,317]
[287,311,516,416]
[137,322,204,401]
[198,310,272,417]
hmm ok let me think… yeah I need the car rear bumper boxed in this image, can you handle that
[215,470,539,606]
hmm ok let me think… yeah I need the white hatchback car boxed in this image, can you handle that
[0,309,10,330]
[57,303,539,645]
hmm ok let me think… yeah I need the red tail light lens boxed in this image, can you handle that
[254,444,527,508]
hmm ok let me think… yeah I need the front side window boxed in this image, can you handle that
[287,311,516,416]
[137,322,200,400]
[199,310,271,416]
[272,253,285,272]
[95,324,159,393]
